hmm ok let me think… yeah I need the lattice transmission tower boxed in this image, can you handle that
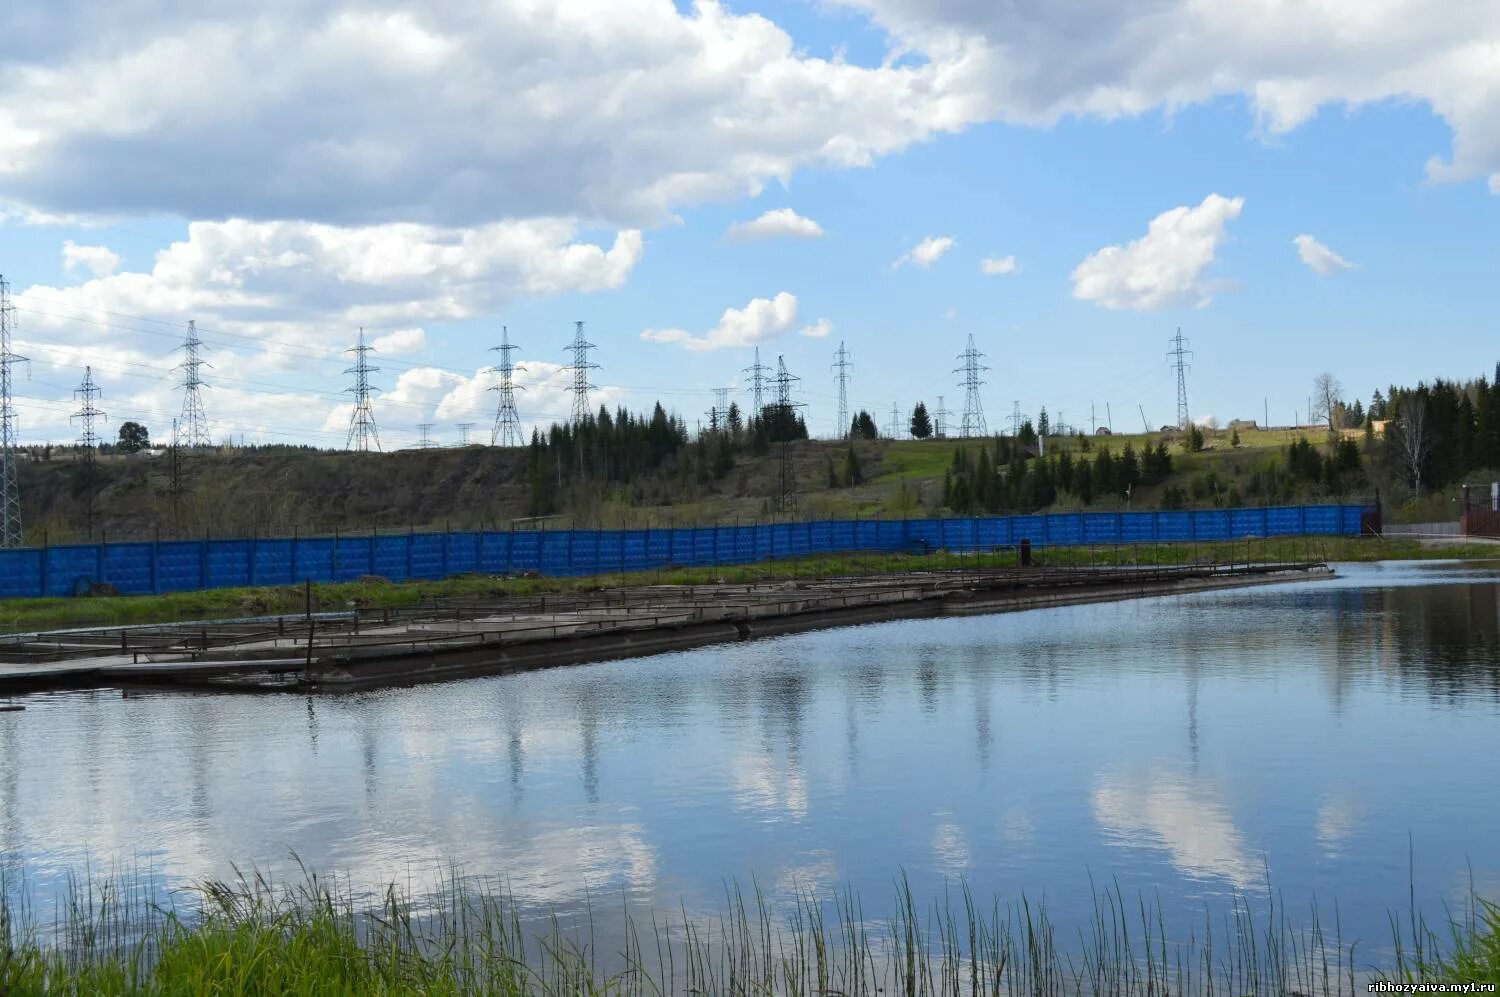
[0,275,27,548]
[72,366,106,539]
[455,423,474,446]
[709,387,730,432]
[831,341,852,438]
[416,423,435,449]
[176,319,211,448]
[1167,328,1193,431]
[344,329,382,452]
[774,356,803,514]
[744,347,770,423]
[934,395,953,440]
[489,326,526,447]
[563,321,598,426]
[954,334,989,437]
[886,402,903,440]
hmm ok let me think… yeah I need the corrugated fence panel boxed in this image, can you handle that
[1267,507,1301,536]
[876,520,905,550]
[1120,513,1156,543]
[907,519,939,550]
[976,517,1009,547]
[1193,510,1231,541]
[1082,514,1119,544]
[1156,512,1192,542]
[0,549,42,598]
[103,543,152,595]
[1011,515,1045,544]
[1304,505,1341,534]
[155,541,206,593]
[256,539,296,586]
[1230,509,1267,538]
[1342,506,1364,534]
[540,532,570,575]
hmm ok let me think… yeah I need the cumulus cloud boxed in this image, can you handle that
[979,254,1017,275]
[727,208,824,241]
[371,328,427,355]
[798,317,833,338]
[1293,234,1357,276]
[0,2,978,227]
[61,241,120,278]
[893,235,955,269]
[833,0,1500,194]
[11,219,640,444]
[641,292,798,351]
[1071,194,1243,310]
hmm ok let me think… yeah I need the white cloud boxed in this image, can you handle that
[834,0,1500,195]
[1071,194,1244,310]
[726,208,824,241]
[11,219,640,445]
[641,291,798,351]
[979,254,1017,275]
[0,3,978,227]
[61,241,120,278]
[798,317,833,339]
[1293,234,1357,276]
[893,235,955,269]
[371,327,427,355]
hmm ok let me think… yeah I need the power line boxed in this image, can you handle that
[831,341,852,438]
[0,275,27,548]
[1167,328,1193,431]
[175,319,211,448]
[489,325,526,447]
[563,320,598,426]
[954,334,989,437]
[344,329,382,452]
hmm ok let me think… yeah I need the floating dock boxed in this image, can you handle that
[0,561,1330,695]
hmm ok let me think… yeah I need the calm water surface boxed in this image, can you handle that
[4,560,1500,948]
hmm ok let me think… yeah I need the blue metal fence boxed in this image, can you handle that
[0,503,1371,600]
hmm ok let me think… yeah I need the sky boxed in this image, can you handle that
[0,0,1497,449]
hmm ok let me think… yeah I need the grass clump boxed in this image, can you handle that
[3,864,1499,995]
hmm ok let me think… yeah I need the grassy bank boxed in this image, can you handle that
[1,536,1493,633]
[2,867,1496,994]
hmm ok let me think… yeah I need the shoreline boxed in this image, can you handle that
[1,561,1330,695]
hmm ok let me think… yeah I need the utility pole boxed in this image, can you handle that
[0,274,26,548]
[831,341,852,438]
[417,423,435,449]
[1139,404,1150,434]
[456,423,474,446]
[1264,397,1269,430]
[774,356,803,514]
[563,321,599,426]
[1090,402,1096,435]
[1167,328,1193,431]
[744,347,770,423]
[934,395,953,440]
[489,325,526,447]
[344,329,382,452]
[71,366,106,540]
[175,319,211,448]
[954,334,989,437]
[1106,402,1113,434]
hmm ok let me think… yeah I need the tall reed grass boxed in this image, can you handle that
[2,862,1496,994]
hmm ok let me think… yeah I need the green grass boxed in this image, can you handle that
[3,864,1496,994]
[1,536,1492,634]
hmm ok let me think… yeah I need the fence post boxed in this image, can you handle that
[250,528,258,587]
[291,527,300,584]
[200,527,209,589]
[442,521,451,578]
[96,531,105,586]
[152,526,160,595]
[406,526,415,580]
[40,531,49,598]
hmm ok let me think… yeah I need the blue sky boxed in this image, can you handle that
[0,0,1496,447]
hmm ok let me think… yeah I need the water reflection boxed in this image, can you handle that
[2,561,1498,947]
